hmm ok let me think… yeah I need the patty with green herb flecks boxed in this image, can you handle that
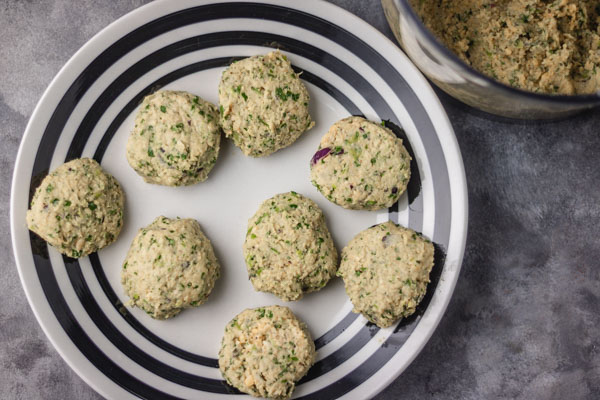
[121,216,220,320]
[219,305,315,399]
[310,116,411,211]
[218,51,314,157]
[126,90,221,186]
[243,192,337,301]
[338,221,434,328]
[26,158,124,258]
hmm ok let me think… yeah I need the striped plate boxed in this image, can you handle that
[10,1,468,399]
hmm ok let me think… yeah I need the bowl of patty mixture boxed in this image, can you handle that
[382,0,600,119]
[243,191,338,301]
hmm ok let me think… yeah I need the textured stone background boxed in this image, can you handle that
[1,1,599,399]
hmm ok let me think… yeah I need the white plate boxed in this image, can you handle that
[10,1,468,398]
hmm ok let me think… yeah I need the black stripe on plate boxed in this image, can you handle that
[299,322,379,384]
[26,3,445,398]
[66,30,395,159]
[62,30,418,385]
[30,232,185,400]
[384,119,422,225]
[295,242,447,400]
[298,17,454,400]
[94,63,362,162]
[64,254,231,392]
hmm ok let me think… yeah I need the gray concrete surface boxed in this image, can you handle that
[1,0,599,399]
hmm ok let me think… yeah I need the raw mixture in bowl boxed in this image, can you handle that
[410,0,600,95]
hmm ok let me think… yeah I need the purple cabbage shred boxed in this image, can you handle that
[311,147,331,165]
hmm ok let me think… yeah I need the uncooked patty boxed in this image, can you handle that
[126,90,221,186]
[310,116,411,210]
[121,216,220,320]
[243,191,338,301]
[218,51,314,157]
[338,221,434,328]
[26,158,124,258]
[219,305,315,399]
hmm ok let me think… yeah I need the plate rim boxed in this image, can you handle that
[10,0,468,398]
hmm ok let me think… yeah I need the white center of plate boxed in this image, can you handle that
[97,68,382,358]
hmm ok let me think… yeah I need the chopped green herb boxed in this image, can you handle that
[257,116,269,127]
[276,87,287,101]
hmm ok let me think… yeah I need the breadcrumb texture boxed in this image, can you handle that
[310,116,411,211]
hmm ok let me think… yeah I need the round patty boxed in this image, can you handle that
[243,192,338,301]
[26,158,124,258]
[310,116,411,210]
[218,51,314,157]
[121,216,220,320]
[338,221,434,328]
[219,305,315,399]
[126,90,221,186]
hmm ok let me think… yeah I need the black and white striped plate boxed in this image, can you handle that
[10,1,468,398]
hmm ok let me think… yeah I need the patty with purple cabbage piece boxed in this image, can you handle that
[310,116,411,210]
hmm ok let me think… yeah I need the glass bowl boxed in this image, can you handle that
[381,0,600,120]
